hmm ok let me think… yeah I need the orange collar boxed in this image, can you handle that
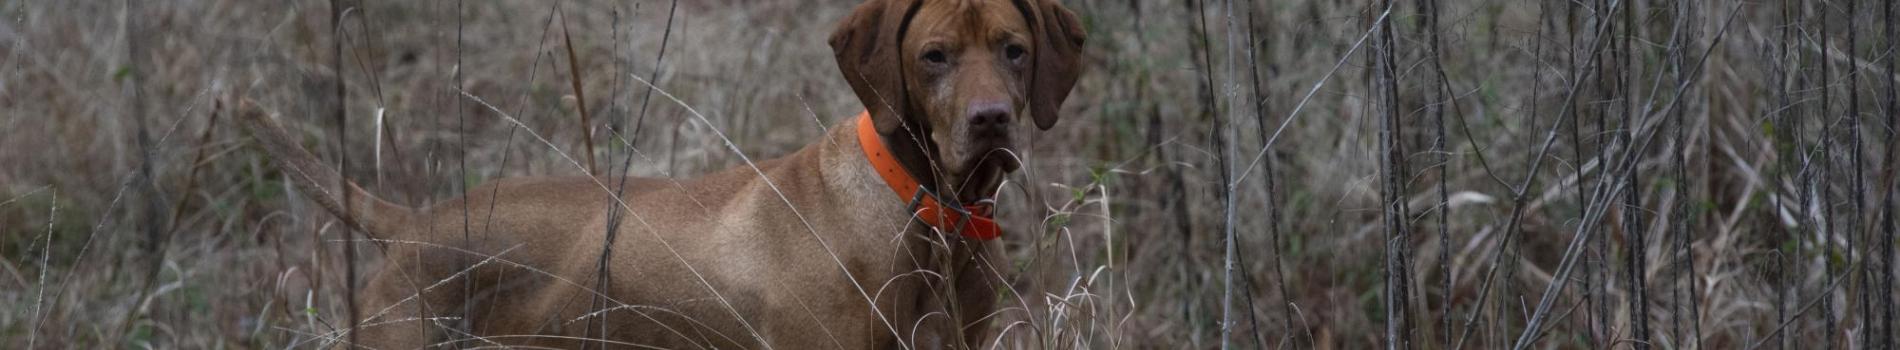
[856,111,1002,240]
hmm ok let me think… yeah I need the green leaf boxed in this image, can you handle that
[113,65,135,82]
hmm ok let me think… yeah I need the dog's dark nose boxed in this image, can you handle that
[967,101,1012,129]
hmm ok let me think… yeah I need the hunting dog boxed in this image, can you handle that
[243,0,1082,348]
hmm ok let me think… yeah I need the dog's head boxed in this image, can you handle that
[831,0,1084,200]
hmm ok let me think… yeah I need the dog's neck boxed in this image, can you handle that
[879,120,947,197]
[819,114,1007,230]
[876,114,1005,205]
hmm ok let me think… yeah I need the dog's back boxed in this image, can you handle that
[242,102,876,348]
[240,104,654,346]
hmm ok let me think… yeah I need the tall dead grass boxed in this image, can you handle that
[1,0,1896,348]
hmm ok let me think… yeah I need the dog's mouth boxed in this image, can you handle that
[967,137,1020,172]
[951,129,1019,172]
[941,137,1016,203]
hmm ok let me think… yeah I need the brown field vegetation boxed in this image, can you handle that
[2,0,1897,348]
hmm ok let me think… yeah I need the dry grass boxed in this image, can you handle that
[2,0,1897,348]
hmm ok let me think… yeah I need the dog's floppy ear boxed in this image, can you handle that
[831,0,921,134]
[1016,0,1086,130]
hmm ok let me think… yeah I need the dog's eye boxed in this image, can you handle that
[923,50,948,64]
[1005,44,1027,61]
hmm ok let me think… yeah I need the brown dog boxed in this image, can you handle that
[243,0,1082,348]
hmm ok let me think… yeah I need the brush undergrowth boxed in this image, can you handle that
[2,0,1897,349]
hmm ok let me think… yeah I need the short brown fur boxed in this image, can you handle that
[242,0,1082,348]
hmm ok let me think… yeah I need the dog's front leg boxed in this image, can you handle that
[905,238,1001,350]
[950,241,1000,349]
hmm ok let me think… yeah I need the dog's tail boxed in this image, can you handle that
[239,100,414,239]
